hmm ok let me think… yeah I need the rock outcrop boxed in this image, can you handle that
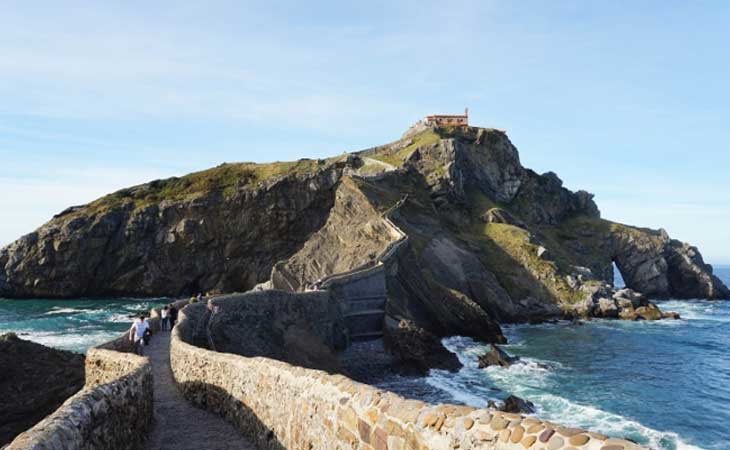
[478,345,517,368]
[0,333,85,446]
[1,124,727,353]
[382,319,462,374]
[612,228,730,299]
[488,395,536,414]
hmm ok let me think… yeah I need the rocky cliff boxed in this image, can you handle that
[1,125,727,343]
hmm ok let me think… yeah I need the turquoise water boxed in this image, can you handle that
[0,298,167,353]
[1,269,728,449]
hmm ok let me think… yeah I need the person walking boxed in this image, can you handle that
[129,315,149,356]
[160,305,170,331]
[169,304,178,329]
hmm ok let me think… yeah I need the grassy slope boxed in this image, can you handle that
[366,129,441,167]
[71,158,340,217]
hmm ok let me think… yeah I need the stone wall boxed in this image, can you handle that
[171,296,646,450]
[205,290,347,371]
[5,348,152,450]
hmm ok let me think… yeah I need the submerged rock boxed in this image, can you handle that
[0,333,85,446]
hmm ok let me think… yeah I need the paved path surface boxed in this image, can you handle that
[143,332,257,450]
[361,156,397,171]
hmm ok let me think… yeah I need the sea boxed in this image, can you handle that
[1,267,729,450]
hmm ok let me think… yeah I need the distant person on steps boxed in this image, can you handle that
[160,305,170,331]
[129,315,149,355]
[169,304,178,329]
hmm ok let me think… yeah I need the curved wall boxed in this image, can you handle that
[171,294,646,450]
[6,348,152,450]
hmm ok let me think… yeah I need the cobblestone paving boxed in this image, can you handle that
[143,332,257,450]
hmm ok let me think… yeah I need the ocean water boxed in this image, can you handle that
[0,298,167,353]
[1,269,728,449]
[418,266,730,450]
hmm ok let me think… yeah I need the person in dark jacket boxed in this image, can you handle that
[168,304,179,329]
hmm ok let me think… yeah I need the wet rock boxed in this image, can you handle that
[596,297,619,318]
[478,345,517,368]
[488,395,535,414]
[662,311,681,320]
[634,304,663,321]
[503,395,536,413]
[612,288,644,307]
[383,319,461,375]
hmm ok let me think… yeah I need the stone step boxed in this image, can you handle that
[345,313,384,336]
[343,308,386,318]
[346,294,387,302]
[350,331,384,342]
[344,297,386,313]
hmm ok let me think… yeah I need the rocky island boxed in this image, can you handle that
[1,124,726,341]
[3,122,727,450]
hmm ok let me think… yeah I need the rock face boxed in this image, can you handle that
[0,160,347,298]
[1,125,727,350]
[0,333,85,446]
[612,229,730,299]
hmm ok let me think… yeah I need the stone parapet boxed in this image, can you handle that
[5,348,152,450]
[171,300,646,450]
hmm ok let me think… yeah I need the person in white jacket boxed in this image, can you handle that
[129,315,149,355]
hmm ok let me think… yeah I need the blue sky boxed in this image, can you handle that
[1,1,728,263]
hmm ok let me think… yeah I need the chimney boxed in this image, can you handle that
[464,107,469,117]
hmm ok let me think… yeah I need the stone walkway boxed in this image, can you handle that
[143,332,257,450]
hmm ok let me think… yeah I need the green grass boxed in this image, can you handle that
[473,222,591,305]
[368,130,440,167]
[78,159,328,216]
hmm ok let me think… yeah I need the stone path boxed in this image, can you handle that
[143,332,256,450]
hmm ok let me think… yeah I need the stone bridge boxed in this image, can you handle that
[6,288,646,450]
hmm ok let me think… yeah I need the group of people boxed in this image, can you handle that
[128,302,179,356]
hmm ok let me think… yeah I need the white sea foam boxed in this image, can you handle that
[45,307,84,315]
[108,313,136,323]
[657,300,728,323]
[524,391,708,450]
[2,329,121,353]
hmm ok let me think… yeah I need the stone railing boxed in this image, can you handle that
[5,348,152,450]
[170,293,646,450]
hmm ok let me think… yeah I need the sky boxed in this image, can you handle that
[1,1,728,263]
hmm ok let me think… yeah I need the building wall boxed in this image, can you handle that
[426,116,468,126]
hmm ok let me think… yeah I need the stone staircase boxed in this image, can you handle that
[341,294,386,342]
